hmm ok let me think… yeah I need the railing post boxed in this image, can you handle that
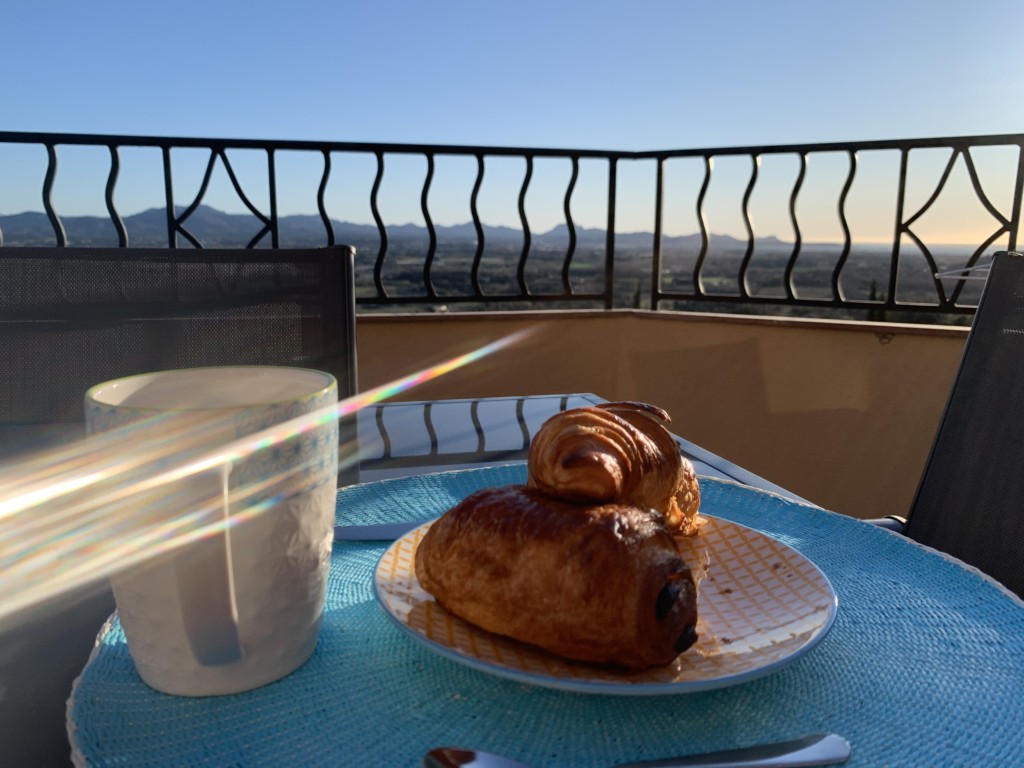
[42,144,66,248]
[651,157,664,310]
[267,148,279,249]
[888,148,910,307]
[162,145,176,248]
[105,145,128,248]
[605,157,617,309]
[422,152,438,299]
[318,149,334,246]
[1010,141,1024,252]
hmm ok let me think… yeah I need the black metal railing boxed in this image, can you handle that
[0,130,1021,321]
[642,136,1023,320]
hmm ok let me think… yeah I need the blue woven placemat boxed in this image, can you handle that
[69,464,1024,767]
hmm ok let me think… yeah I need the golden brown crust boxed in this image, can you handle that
[415,485,698,670]
[527,403,703,535]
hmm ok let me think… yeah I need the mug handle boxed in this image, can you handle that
[174,461,245,666]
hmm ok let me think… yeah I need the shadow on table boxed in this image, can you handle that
[1,583,114,767]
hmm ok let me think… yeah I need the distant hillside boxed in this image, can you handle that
[0,205,789,250]
[0,205,987,322]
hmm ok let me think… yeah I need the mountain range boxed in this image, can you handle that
[0,205,789,250]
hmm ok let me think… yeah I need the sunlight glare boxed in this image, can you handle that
[0,328,534,624]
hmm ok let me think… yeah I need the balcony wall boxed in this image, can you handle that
[356,310,968,519]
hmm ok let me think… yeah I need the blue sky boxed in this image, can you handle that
[3,0,1023,241]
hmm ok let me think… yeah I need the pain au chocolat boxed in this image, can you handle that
[414,402,702,670]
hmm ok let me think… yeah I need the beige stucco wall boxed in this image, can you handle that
[355,309,968,520]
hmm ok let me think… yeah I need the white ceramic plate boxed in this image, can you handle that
[374,515,837,695]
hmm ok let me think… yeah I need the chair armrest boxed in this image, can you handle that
[866,515,908,533]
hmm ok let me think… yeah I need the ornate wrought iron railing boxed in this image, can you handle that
[0,130,1020,321]
[640,136,1023,319]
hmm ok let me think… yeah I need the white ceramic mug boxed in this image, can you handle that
[84,366,339,696]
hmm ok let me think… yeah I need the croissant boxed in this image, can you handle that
[414,484,698,670]
[528,402,703,535]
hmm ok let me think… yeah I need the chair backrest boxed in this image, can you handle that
[0,245,357,458]
[904,250,1024,596]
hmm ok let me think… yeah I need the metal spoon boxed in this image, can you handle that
[423,732,850,768]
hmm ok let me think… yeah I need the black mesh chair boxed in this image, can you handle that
[0,244,357,767]
[0,245,357,438]
[885,250,1024,597]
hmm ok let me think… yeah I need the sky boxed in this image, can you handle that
[3,0,1023,243]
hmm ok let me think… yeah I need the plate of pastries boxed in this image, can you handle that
[373,401,837,694]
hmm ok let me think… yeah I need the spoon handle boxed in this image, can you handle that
[619,733,850,768]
